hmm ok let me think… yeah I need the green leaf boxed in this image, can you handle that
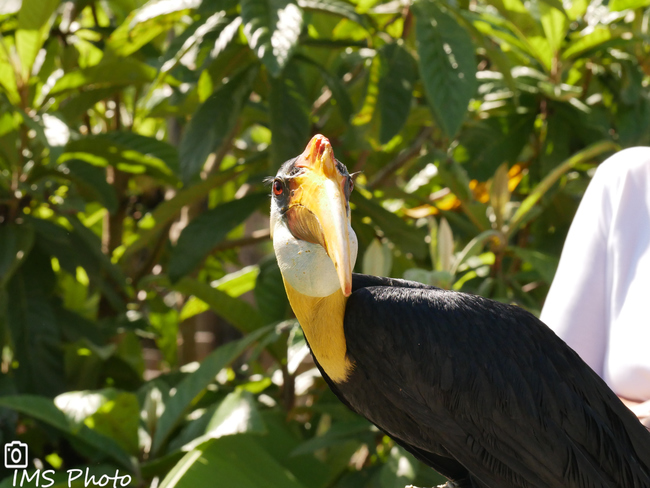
[107,1,192,57]
[414,1,477,138]
[351,191,428,260]
[63,160,119,213]
[297,0,365,25]
[0,222,34,288]
[15,0,59,80]
[120,166,249,263]
[183,390,267,450]
[59,133,178,184]
[55,389,140,455]
[179,65,258,183]
[609,0,650,11]
[50,57,157,95]
[454,113,536,180]
[362,238,393,276]
[377,42,416,144]
[151,325,273,455]
[509,247,558,283]
[295,54,353,121]
[269,63,311,168]
[168,192,267,281]
[160,434,308,488]
[173,277,266,333]
[562,27,612,59]
[290,419,373,455]
[254,255,290,323]
[540,3,568,55]
[6,249,64,397]
[0,395,135,470]
[508,140,618,236]
[241,0,303,76]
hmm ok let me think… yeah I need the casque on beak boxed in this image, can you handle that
[285,135,353,297]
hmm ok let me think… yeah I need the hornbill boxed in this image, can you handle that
[269,134,650,488]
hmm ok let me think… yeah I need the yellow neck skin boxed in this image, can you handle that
[283,279,353,383]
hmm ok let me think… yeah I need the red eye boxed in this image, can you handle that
[273,180,283,196]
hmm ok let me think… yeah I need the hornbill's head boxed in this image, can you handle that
[270,135,358,298]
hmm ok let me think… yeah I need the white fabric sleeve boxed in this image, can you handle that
[540,164,610,377]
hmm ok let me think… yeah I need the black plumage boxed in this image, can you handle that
[311,274,650,488]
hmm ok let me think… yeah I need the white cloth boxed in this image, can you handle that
[540,147,650,402]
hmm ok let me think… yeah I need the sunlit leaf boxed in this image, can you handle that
[15,0,59,80]
[173,278,266,333]
[55,389,140,455]
[183,390,267,449]
[414,1,477,138]
[50,58,157,95]
[297,0,365,25]
[362,238,393,276]
[0,395,135,470]
[151,325,273,455]
[160,434,308,488]
[609,0,650,11]
[540,3,568,55]
[241,0,303,76]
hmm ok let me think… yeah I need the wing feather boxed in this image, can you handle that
[339,280,650,488]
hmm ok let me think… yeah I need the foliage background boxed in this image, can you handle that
[0,0,646,485]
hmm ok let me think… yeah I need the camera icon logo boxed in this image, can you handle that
[4,441,28,469]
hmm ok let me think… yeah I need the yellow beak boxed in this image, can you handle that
[286,135,353,296]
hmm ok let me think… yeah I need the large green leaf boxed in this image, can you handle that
[0,395,135,470]
[63,160,119,213]
[179,65,258,183]
[351,192,428,260]
[508,140,618,235]
[160,434,308,488]
[120,166,250,263]
[377,42,416,144]
[609,0,650,11]
[182,389,267,450]
[241,0,304,76]
[0,222,34,288]
[269,63,311,168]
[50,57,157,95]
[55,389,140,455]
[173,278,266,333]
[107,0,195,57]
[6,249,64,397]
[298,0,365,25]
[168,192,268,281]
[414,1,477,138]
[254,255,290,323]
[540,2,568,55]
[59,132,178,184]
[151,325,273,455]
[454,113,536,180]
[15,0,59,80]
[295,54,353,121]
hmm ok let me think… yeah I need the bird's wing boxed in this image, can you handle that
[342,283,650,488]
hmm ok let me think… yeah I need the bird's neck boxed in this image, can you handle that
[283,279,353,383]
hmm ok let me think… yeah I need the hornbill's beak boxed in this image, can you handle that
[285,135,353,297]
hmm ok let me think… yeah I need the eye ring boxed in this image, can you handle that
[273,179,283,196]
